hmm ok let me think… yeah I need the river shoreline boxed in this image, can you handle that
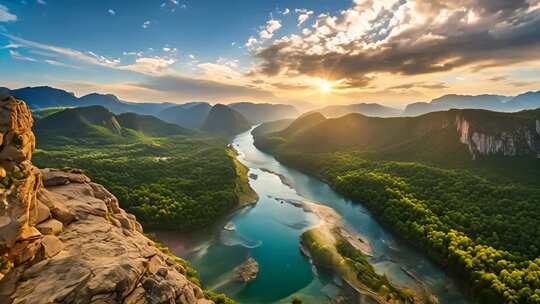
[157,129,471,303]
[254,141,475,303]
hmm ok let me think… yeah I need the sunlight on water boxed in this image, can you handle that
[157,129,471,303]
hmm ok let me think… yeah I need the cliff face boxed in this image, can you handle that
[0,96,212,304]
[455,115,540,159]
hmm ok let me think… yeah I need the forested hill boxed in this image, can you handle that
[34,105,191,145]
[30,103,257,232]
[201,104,252,136]
[228,102,299,124]
[253,108,540,304]
[255,108,540,162]
[312,103,402,118]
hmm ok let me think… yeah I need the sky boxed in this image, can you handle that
[0,0,539,109]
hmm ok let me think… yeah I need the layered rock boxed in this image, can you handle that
[0,96,42,276]
[0,96,213,303]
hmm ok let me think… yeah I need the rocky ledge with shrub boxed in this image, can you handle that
[0,95,214,303]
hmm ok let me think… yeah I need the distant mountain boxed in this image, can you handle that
[78,93,174,115]
[35,106,189,145]
[254,108,540,162]
[228,102,299,124]
[116,112,190,137]
[403,94,512,116]
[10,86,79,109]
[201,104,251,136]
[6,86,174,115]
[157,103,212,129]
[506,91,540,110]
[314,103,402,118]
[278,112,327,138]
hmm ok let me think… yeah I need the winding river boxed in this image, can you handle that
[156,129,472,303]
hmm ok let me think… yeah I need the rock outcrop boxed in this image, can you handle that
[232,257,259,283]
[455,115,540,159]
[0,96,213,303]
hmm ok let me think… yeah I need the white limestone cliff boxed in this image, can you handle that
[455,115,540,159]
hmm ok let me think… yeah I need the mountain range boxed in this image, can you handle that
[4,86,299,130]
[311,92,540,118]
[312,103,402,118]
[34,105,190,145]
[403,93,539,116]
[254,108,540,164]
[5,86,540,127]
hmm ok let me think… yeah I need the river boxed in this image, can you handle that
[156,129,472,304]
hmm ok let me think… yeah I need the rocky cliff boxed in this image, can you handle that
[0,96,213,304]
[455,114,540,159]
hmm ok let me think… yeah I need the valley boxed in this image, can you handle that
[156,129,471,304]
[253,109,540,303]
[3,1,540,303]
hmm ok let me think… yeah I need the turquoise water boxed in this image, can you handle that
[156,129,472,303]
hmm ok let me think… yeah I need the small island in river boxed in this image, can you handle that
[233,257,260,283]
[285,199,435,304]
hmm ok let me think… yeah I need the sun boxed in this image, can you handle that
[320,79,333,93]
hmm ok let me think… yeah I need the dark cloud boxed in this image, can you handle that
[134,75,275,100]
[254,0,540,84]
[388,82,448,90]
[271,82,310,90]
[509,81,535,87]
[488,75,509,82]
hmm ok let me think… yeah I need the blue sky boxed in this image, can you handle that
[1,0,539,107]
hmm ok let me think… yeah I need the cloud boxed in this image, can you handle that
[509,81,535,87]
[108,9,116,16]
[0,4,17,22]
[9,50,36,62]
[388,81,449,90]
[123,51,144,57]
[1,43,21,49]
[245,36,258,48]
[271,82,310,90]
[162,47,177,53]
[142,20,151,29]
[3,33,121,68]
[488,75,509,82]
[134,75,275,100]
[282,8,290,15]
[44,59,81,69]
[254,0,540,88]
[36,0,46,5]
[120,57,176,75]
[2,34,176,75]
[295,9,313,26]
[259,19,282,40]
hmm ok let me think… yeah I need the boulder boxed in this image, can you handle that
[40,235,63,258]
[31,201,51,225]
[41,168,91,187]
[36,219,63,235]
[37,189,76,225]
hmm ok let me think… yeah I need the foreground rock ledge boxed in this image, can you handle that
[0,96,213,304]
